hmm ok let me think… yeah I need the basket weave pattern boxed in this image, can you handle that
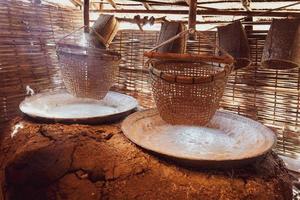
[150,60,231,125]
[57,45,121,99]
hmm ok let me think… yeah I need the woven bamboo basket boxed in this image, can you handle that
[218,21,251,70]
[262,18,300,70]
[145,29,234,125]
[57,43,121,99]
[156,21,186,53]
[90,14,119,48]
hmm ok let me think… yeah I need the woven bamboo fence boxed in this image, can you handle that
[0,0,300,158]
[0,0,82,128]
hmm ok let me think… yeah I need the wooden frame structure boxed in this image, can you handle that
[68,0,300,27]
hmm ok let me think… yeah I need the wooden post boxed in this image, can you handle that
[84,0,89,33]
[188,0,197,39]
[244,16,253,32]
[99,0,103,11]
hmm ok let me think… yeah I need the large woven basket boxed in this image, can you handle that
[57,44,121,99]
[145,51,233,125]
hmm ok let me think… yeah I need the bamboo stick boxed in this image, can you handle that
[188,0,197,39]
[84,0,89,33]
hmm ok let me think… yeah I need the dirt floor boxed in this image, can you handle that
[0,117,293,200]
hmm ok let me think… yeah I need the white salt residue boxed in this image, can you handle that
[20,91,138,119]
[11,122,24,138]
[26,85,35,96]
[48,104,117,118]
[132,111,275,161]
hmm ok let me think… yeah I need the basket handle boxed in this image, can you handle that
[144,28,234,64]
[56,25,108,48]
[148,28,192,52]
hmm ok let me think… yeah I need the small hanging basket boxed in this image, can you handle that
[144,29,234,125]
[262,18,300,70]
[156,21,186,53]
[218,21,251,70]
[90,14,119,48]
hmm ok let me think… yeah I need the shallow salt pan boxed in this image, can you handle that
[122,109,276,162]
[20,90,138,120]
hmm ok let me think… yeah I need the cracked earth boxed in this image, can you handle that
[0,117,293,200]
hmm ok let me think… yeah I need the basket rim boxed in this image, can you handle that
[149,61,233,84]
[234,57,252,70]
[261,59,300,70]
[56,43,121,60]
[144,52,234,65]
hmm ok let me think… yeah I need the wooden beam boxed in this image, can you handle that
[90,18,273,25]
[142,2,152,10]
[90,2,99,10]
[95,9,300,18]
[84,0,89,33]
[244,16,253,31]
[106,0,118,9]
[115,16,167,25]
[69,0,81,7]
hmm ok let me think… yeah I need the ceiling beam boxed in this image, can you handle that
[142,2,152,10]
[94,9,300,18]
[90,18,274,25]
[106,0,118,9]
[69,0,83,8]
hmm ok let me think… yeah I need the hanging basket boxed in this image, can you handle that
[218,21,251,70]
[262,18,300,70]
[144,29,234,125]
[156,21,186,53]
[57,43,121,100]
[90,14,119,48]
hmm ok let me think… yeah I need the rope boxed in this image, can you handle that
[148,28,234,61]
[56,25,109,48]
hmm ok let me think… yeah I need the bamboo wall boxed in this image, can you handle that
[0,0,82,128]
[0,1,299,158]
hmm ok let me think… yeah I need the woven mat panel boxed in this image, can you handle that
[221,30,300,158]
[0,0,82,129]
[110,30,158,108]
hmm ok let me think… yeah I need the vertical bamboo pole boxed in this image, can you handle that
[84,0,89,33]
[188,0,197,39]
[244,16,253,32]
